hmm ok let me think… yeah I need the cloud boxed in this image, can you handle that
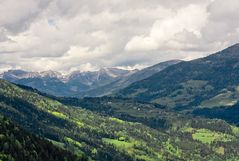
[68,63,98,73]
[0,0,239,73]
[116,64,147,71]
[125,3,210,52]
[0,0,51,33]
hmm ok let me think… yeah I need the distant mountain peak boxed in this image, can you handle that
[98,67,132,78]
[39,70,62,78]
[1,60,181,97]
[4,69,27,75]
[1,69,64,82]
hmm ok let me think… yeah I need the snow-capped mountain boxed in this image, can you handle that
[0,60,181,97]
[79,60,182,97]
[68,68,136,86]
[1,70,63,81]
[0,67,136,96]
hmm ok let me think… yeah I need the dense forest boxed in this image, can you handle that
[0,115,87,161]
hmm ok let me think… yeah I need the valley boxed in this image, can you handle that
[1,45,239,160]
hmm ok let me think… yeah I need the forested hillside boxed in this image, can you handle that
[1,79,239,160]
[0,115,85,161]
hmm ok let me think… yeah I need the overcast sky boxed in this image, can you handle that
[0,0,239,73]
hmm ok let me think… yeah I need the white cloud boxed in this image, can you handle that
[116,64,147,71]
[125,36,159,51]
[68,63,98,73]
[125,3,210,52]
[0,0,51,33]
[0,0,239,72]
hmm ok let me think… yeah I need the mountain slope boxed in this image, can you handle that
[1,68,134,97]
[67,68,136,94]
[78,60,181,97]
[0,114,84,161]
[117,44,239,110]
[1,79,239,160]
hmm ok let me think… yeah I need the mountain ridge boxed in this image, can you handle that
[74,60,182,97]
[117,43,239,110]
[0,68,133,82]
[1,60,180,97]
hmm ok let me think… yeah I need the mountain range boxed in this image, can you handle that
[0,60,180,97]
[0,68,134,97]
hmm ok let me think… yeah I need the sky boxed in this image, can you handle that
[0,0,239,73]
